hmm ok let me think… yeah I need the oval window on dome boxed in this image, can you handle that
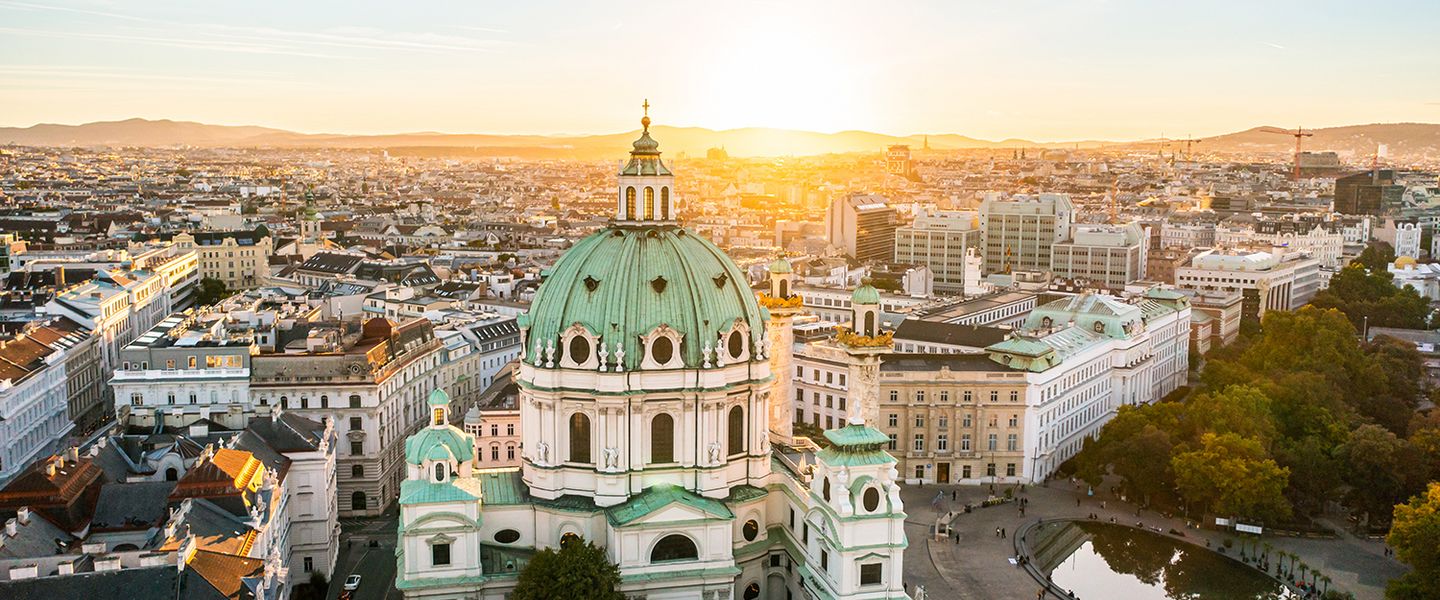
[651,336,674,365]
[742,519,759,542]
[727,331,744,359]
[568,335,591,365]
[744,583,760,600]
[863,487,881,512]
[494,529,521,544]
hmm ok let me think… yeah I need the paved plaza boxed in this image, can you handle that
[897,481,1409,600]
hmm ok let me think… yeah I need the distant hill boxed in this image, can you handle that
[3,118,1438,160]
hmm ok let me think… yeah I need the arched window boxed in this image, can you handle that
[727,330,745,360]
[165,467,178,481]
[320,395,329,408]
[560,532,581,548]
[727,406,744,455]
[625,187,636,218]
[823,477,832,501]
[351,491,367,512]
[742,519,759,542]
[779,279,789,298]
[433,463,447,482]
[569,413,591,463]
[349,394,362,408]
[743,583,761,600]
[651,414,674,463]
[650,534,698,563]
[864,312,876,336]
[660,187,670,219]
[644,187,656,219]
[351,464,364,478]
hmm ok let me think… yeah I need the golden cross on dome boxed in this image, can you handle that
[640,99,651,131]
[642,99,649,116]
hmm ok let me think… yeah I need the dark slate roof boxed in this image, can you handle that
[90,481,176,531]
[0,510,75,558]
[893,320,1010,348]
[471,319,519,342]
[880,352,1006,372]
[296,252,364,275]
[236,413,326,454]
[0,565,179,600]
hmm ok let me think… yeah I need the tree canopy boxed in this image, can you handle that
[1386,482,1440,600]
[193,277,228,306]
[512,538,624,600]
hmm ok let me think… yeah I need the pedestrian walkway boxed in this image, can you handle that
[898,481,1408,600]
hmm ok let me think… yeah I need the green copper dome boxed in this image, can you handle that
[427,388,450,407]
[405,425,473,465]
[851,284,881,305]
[768,257,792,274]
[521,225,767,371]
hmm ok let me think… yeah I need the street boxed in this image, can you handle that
[328,510,400,600]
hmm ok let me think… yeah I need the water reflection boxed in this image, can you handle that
[1039,522,1293,600]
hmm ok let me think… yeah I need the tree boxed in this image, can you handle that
[1309,265,1429,331]
[512,538,624,600]
[254,223,272,240]
[194,277,228,306]
[1171,432,1292,522]
[1339,425,1428,527]
[1387,482,1440,600]
[1183,385,1277,447]
[1355,241,1397,272]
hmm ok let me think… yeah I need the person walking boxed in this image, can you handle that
[1037,587,1047,599]
[996,527,1001,538]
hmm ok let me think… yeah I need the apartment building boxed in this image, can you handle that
[172,228,273,290]
[893,208,981,292]
[979,193,1074,274]
[1175,249,1323,322]
[1050,222,1149,289]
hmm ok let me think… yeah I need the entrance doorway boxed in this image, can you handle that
[937,463,951,484]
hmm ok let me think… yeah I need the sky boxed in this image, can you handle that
[2,0,1439,141]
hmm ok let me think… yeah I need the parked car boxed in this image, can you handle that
[343,575,362,591]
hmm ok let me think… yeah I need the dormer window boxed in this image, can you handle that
[640,325,684,369]
[433,463,447,482]
[1093,321,1106,333]
[722,320,752,362]
[559,324,599,370]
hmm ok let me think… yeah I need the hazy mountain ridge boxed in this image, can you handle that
[3,118,1439,159]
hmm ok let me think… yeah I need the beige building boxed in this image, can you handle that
[173,229,273,290]
[877,354,1029,484]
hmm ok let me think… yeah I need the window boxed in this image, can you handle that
[650,336,675,364]
[727,406,744,455]
[822,477,831,501]
[491,445,500,461]
[490,424,498,437]
[495,529,521,544]
[644,186,656,219]
[351,465,364,478]
[860,563,883,586]
[887,434,897,450]
[863,487,880,512]
[913,435,925,452]
[888,390,898,402]
[506,423,514,436]
[349,394,362,408]
[350,417,363,431]
[988,434,997,451]
[937,434,949,451]
[130,393,143,406]
[986,463,996,477]
[167,393,176,405]
[887,413,898,427]
[569,413,591,463]
[728,331,745,359]
[651,414,674,463]
[916,390,926,403]
[1009,415,1018,427]
[320,395,329,408]
[431,542,451,567]
[839,374,846,387]
[567,335,591,364]
[742,520,760,542]
[820,550,829,571]
[351,441,364,456]
[351,491,367,511]
[506,445,515,460]
[1006,463,1016,477]
[914,415,925,428]
[303,556,313,573]
[961,434,971,451]
[1010,391,1019,402]
[650,534,698,563]
[940,390,950,403]
[938,415,948,429]
[990,391,998,402]
[1007,434,1018,451]
[963,414,972,428]
[434,463,447,482]
[743,583,760,600]
[625,186,637,217]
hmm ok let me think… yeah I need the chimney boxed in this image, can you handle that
[189,423,209,437]
[177,536,197,572]
[9,564,39,580]
[4,519,16,536]
[82,541,106,554]
[65,446,79,464]
[140,553,169,567]
[57,559,77,575]
[16,507,29,525]
[95,556,122,572]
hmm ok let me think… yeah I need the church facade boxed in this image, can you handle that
[395,110,910,600]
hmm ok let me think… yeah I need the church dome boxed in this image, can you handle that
[852,284,881,305]
[768,257,792,274]
[520,225,767,371]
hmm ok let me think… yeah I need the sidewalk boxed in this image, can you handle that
[898,481,1408,600]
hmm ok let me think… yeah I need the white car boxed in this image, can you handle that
[343,575,362,591]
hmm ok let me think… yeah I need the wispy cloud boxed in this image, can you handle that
[0,27,353,59]
[1263,41,1286,50]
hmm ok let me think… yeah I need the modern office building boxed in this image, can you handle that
[1333,170,1404,216]
[827,193,898,262]
[893,208,981,292]
[1050,222,1148,290]
[979,193,1075,274]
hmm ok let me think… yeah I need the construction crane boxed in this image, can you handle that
[1263,127,1314,181]
[1177,136,1202,160]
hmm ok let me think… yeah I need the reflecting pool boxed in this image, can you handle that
[1032,521,1294,600]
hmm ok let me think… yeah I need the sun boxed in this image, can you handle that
[685,22,871,132]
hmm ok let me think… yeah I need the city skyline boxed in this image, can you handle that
[3,0,1440,140]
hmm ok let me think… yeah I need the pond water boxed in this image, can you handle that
[1037,521,1295,600]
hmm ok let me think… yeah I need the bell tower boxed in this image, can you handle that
[616,100,678,223]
